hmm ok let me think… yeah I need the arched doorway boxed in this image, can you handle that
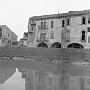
[37,42,48,48]
[67,43,84,49]
[51,42,61,48]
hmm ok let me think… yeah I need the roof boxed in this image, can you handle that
[0,25,18,37]
[20,38,27,41]
[29,9,90,20]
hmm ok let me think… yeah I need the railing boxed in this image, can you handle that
[38,25,48,30]
[36,39,48,42]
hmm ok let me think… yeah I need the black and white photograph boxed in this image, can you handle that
[0,0,90,90]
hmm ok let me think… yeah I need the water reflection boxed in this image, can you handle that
[0,67,25,90]
[24,69,61,90]
[0,66,16,84]
[0,60,90,90]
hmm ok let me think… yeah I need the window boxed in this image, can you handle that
[0,28,2,31]
[88,27,90,32]
[43,33,46,40]
[50,31,54,39]
[51,21,54,28]
[0,33,2,37]
[81,31,85,41]
[44,22,46,28]
[31,27,33,31]
[82,17,86,24]
[40,33,46,40]
[67,19,70,26]
[88,16,90,23]
[41,22,43,28]
[8,40,9,44]
[8,34,9,37]
[62,20,65,27]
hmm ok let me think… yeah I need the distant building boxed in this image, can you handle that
[28,9,90,49]
[0,25,18,47]
[19,32,28,46]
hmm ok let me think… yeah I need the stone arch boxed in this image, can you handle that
[37,42,48,48]
[67,43,84,49]
[51,42,61,48]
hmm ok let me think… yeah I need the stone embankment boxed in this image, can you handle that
[0,47,89,65]
[0,47,89,60]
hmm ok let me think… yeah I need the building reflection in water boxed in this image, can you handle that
[0,60,90,90]
[0,66,16,84]
[18,68,90,90]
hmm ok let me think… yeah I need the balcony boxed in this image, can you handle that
[38,25,48,30]
[36,36,48,42]
[30,19,36,25]
[37,39,48,42]
[28,29,34,33]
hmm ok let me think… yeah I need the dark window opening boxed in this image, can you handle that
[62,20,65,27]
[8,40,9,43]
[44,22,46,28]
[82,31,85,41]
[88,16,90,23]
[0,28,2,31]
[51,21,54,28]
[88,27,90,32]
[82,17,86,24]
[8,34,9,37]
[0,33,2,38]
[41,22,43,28]
[67,19,70,26]
[32,27,33,31]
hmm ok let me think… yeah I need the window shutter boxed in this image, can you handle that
[65,30,70,42]
[46,32,48,40]
[37,33,40,40]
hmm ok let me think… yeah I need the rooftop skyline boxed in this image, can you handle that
[0,0,90,40]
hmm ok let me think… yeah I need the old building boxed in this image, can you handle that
[28,9,90,49]
[19,32,28,46]
[0,25,18,47]
[27,17,37,47]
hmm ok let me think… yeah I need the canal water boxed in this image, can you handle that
[0,68,25,90]
[0,60,90,90]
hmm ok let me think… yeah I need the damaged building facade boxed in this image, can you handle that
[28,10,90,49]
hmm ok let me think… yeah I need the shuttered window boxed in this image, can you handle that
[50,31,54,39]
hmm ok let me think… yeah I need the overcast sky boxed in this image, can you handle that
[0,0,90,40]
